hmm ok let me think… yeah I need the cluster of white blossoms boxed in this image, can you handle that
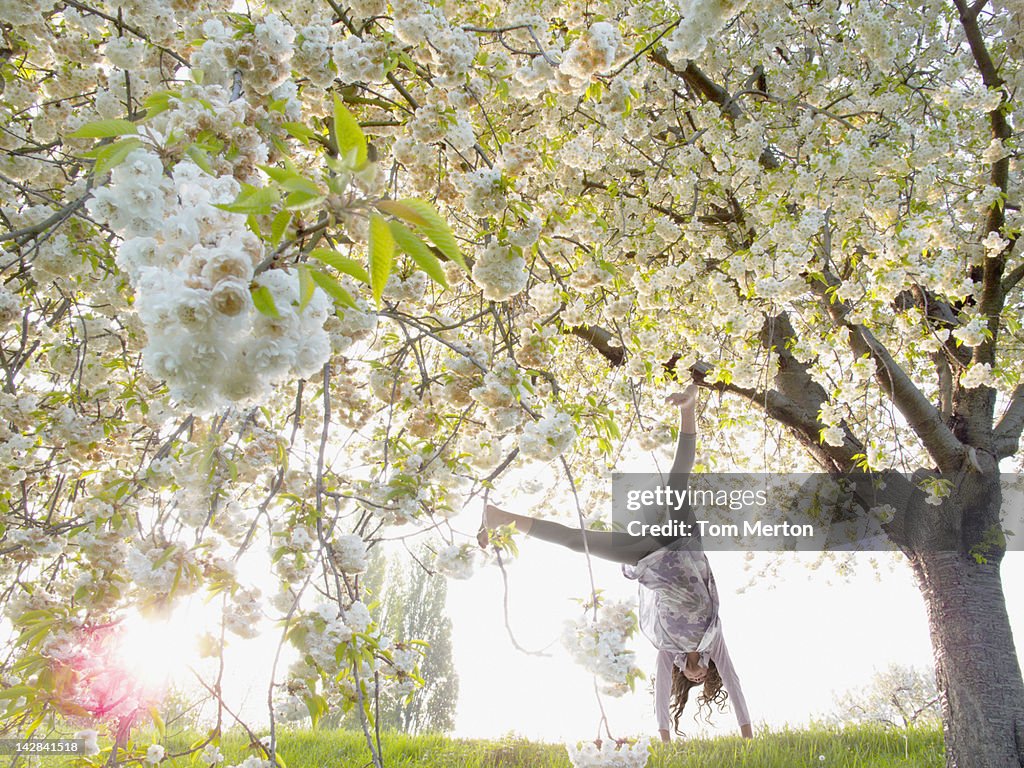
[569,260,615,293]
[562,600,642,696]
[391,0,478,80]
[667,0,749,62]
[981,230,1010,258]
[291,22,335,88]
[201,745,225,765]
[0,284,22,330]
[528,282,562,316]
[196,14,296,96]
[960,362,995,389]
[225,758,270,768]
[471,242,528,301]
[331,534,369,573]
[434,543,478,579]
[821,425,846,448]
[225,587,264,639]
[469,359,527,433]
[125,544,184,597]
[73,731,100,757]
[510,56,558,100]
[292,604,355,669]
[566,737,651,768]
[334,34,389,84]
[952,316,987,347]
[458,168,508,217]
[518,407,577,462]
[87,149,332,413]
[560,22,621,85]
[514,325,557,369]
[145,744,165,764]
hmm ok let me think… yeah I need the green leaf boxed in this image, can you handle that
[283,189,326,211]
[308,268,356,308]
[304,693,328,728]
[309,247,370,284]
[149,706,165,738]
[281,176,322,195]
[185,144,214,174]
[216,184,280,215]
[368,213,395,304]
[332,95,368,168]
[69,118,138,139]
[251,284,279,317]
[141,90,176,119]
[283,121,318,143]
[270,210,293,245]
[389,221,447,288]
[396,199,466,270]
[90,137,143,176]
[153,545,178,568]
[297,265,316,312]
[375,199,428,227]
[259,164,295,184]
[259,164,321,196]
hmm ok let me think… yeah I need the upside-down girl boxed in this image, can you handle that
[482,385,752,742]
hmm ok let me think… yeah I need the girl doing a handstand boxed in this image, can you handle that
[483,386,752,742]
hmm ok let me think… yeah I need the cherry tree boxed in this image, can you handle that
[0,0,1021,766]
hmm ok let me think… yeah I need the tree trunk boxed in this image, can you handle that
[909,549,1024,768]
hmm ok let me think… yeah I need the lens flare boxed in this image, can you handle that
[115,608,204,692]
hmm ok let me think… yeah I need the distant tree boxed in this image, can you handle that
[831,664,941,729]
[338,549,458,734]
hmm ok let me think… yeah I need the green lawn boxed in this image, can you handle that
[48,724,944,767]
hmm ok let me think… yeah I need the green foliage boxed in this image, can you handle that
[82,137,144,176]
[68,118,138,139]
[251,284,279,317]
[368,213,396,304]
[389,221,448,289]
[332,96,368,168]
[62,724,945,768]
[308,248,370,285]
[216,184,280,215]
[383,199,467,271]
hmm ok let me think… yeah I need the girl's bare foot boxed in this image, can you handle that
[478,504,513,547]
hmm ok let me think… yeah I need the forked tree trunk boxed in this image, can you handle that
[909,549,1024,768]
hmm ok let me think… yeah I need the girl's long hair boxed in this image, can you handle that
[669,660,728,735]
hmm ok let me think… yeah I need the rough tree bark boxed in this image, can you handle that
[910,548,1024,768]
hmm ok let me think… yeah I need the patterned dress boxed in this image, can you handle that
[622,543,750,732]
[622,542,720,667]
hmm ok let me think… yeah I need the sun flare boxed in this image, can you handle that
[115,605,211,692]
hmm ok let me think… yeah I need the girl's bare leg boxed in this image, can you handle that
[482,505,654,565]
[483,504,534,535]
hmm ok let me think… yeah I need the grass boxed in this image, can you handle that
[45,724,945,767]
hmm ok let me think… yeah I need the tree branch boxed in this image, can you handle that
[994,385,1024,459]
[682,360,854,471]
[570,312,862,470]
[1000,255,1024,294]
[569,324,624,366]
[809,276,965,472]
[954,0,1011,439]
[648,49,780,170]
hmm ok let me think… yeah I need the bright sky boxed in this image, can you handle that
[446,536,1024,743]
